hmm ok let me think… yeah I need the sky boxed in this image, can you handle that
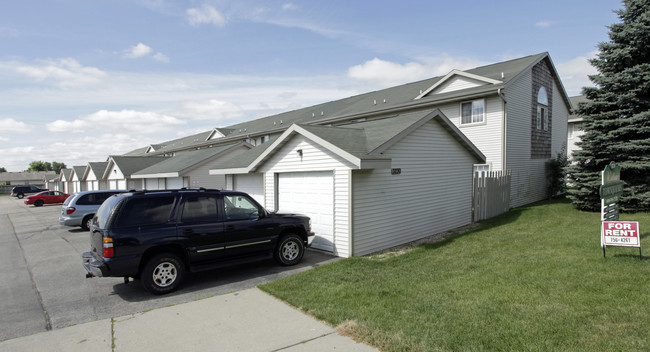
[0,0,622,172]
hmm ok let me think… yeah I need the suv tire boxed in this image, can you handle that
[17,193,24,199]
[274,234,304,266]
[141,253,185,295]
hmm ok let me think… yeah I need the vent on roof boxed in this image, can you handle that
[321,111,324,116]
[373,99,376,105]
[312,112,315,117]
[501,72,504,79]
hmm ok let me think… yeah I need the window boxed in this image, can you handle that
[114,196,175,227]
[461,100,485,125]
[260,135,270,144]
[536,87,549,131]
[181,195,218,222]
[224,195,260,220]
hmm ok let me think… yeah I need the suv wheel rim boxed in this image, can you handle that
[281,241,299,260]
[152,262,177,287]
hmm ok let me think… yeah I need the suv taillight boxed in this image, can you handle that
[103,237,114,258]
[66,207,76,215]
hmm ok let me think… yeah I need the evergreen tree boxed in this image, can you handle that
[567,0,650,212]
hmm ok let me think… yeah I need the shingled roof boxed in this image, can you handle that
[126,53,568,158]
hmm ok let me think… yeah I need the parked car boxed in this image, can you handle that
[59,190,128,231]
[82,189,314,295]
[24,191,71,207]
[11,185,48,199]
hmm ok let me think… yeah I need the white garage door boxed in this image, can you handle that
[278,172,334,252]
[145,178,159,190]
[234,173,264,205]
[167,177,183,189]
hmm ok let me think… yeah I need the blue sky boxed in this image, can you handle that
[0,0,621,171]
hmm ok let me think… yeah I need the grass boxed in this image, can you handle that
[260,199,650,351]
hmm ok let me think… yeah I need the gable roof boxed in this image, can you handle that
[85,162,109,179]
[72,166,87,181]
[210,109,484,175]
[132,142,249,178]
[103,156,168,178]
[60,168,73,182]
[124,53,570,157]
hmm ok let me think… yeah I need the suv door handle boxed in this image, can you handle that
[183,229,194,235]
[225,225,235,231]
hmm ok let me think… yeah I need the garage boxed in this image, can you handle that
[166,177,184,189]
[277,171,334,252]
[233,173,264,205]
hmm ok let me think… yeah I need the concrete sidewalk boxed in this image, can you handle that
[0,288,377,352]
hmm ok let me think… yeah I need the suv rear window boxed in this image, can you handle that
[114,196,175,228]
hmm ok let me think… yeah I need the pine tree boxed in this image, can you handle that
[567,0,650,212]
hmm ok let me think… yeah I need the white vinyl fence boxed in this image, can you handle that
[473,170,511,222]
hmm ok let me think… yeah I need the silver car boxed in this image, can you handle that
[59,190,127,230]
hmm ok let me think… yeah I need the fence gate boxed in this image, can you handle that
[473,170,511,222]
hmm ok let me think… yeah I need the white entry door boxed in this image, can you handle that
[277,172,334,252]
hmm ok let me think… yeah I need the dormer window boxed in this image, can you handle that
[460,99,485,125]
[536,87,548,131]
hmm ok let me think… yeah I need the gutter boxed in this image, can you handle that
[498,88,507,171]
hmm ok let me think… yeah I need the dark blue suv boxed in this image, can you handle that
[82,189,314,294]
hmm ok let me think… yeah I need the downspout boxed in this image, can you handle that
[498,88,507,172]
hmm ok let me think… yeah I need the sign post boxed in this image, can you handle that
[598,162,642,259]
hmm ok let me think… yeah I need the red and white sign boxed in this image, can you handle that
[601,221,640,247]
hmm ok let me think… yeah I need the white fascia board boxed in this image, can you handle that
[209,167,250,175]
[131,172,179,179]
[246,125,362,171]
[414,70,502,100]
[101,158,116,179]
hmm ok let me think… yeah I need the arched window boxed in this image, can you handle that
[536,87,548,130]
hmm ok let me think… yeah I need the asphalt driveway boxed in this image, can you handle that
[0,195,340,342]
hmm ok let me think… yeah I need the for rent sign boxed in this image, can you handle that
[602,221,640,247]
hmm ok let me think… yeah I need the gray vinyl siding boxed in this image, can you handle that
[257,135,355,257]
[505,69,551,208]
[440,95,504,171]
[352,120,476,256]
[552,83,569,155]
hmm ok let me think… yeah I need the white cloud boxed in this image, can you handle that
[535,21,552,28]
[174,99,244,121]
[152,52,170,63]
[0,136,9,142]
[187,5,227,27]
[282,3,297,11]
[556,52,598,96]
[124,43,153,58]
[0,118,31,133]
[13,58,106,87]
[46,109,186,134]
[347,55,484,88]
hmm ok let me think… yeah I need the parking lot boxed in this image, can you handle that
[0,195,338,342]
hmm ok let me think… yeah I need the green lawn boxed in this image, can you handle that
[260,199,650,351]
